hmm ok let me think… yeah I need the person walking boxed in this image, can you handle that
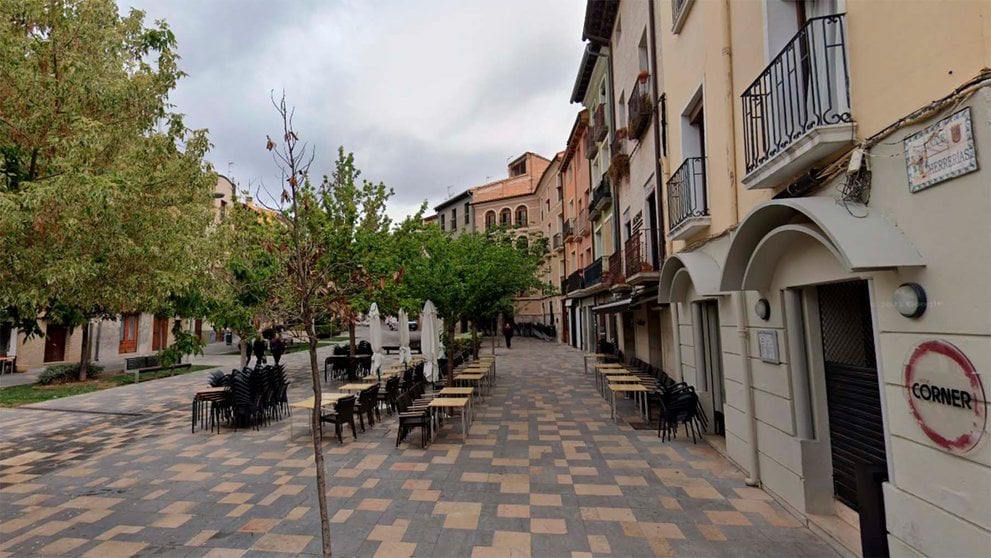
[503,321,514,349]
[252,337,267,367]
[270,335,285,365]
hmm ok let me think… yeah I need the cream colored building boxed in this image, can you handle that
[643,0,991,556]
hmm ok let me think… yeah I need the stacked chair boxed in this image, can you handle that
[206,364,291,433]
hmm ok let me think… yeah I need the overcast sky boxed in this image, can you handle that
[116,0,587,223]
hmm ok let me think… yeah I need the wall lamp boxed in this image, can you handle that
[754,298,771,321]
[892,283,927,318]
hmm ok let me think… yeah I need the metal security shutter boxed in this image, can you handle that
[817,281,887,511]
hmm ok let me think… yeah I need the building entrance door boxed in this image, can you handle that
[119,314,139,354]
[43,324,68,363]
[816,280,887,510]
[693,300,725,435]
[152,318,170,351]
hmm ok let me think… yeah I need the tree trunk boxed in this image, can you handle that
[240,339,248,369]
[445,320,456,383]
[305,309,333,557]
[470,322,479,359]
[78,321,91,381]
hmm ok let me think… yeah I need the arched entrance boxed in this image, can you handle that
[720,198,924,514]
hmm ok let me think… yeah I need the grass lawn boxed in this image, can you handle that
[0,364,218,407]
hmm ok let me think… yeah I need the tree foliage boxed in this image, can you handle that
[0,0,216,378]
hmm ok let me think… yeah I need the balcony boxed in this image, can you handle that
[628,74,652,140]
[562,218,575,240]
[552,233,563,251]
[608,250,626,289]
[584,258,604,289]
[625,228,661,283]
[589,176,611,220]
[667,157,710,240]
[593,104,608,142]
[585,127,598,160]
[576,207,589,237]
[740,14,854,190]
[564,269,584,295]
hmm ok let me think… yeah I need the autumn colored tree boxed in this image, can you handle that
[0,0,215,379]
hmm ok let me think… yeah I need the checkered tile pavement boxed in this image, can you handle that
[0,337,837,557]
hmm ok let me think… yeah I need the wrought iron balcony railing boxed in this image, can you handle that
[668,157,708,232]
[562,218,574,240]
[584,258,604,288]
[608,250,624,286]
[593,104,608,142]
[589,176,611,218]
[564,269,584,294]
[552,232,562,250]
[628,74,652,139]
[741,14,851,175]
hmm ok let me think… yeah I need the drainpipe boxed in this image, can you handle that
[734,291,760,486]
[605,48,621,263]
[721,0,740,223]
[648,0,666,263]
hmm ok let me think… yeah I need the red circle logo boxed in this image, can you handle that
[904,340,986,453]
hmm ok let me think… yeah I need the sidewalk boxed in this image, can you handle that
[0,337,837,557]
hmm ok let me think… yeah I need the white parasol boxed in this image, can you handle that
[420,300,438,383]
[368,303,384,381]
[398,308,412,366]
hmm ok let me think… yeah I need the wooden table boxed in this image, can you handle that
[453,373,486,400]
[438,387,475,419]
[593,363,628,393]
[583,353,611,374]
[607,375,642,384]
[428,397,471,439]
[607,384,649,421]
[338,383,373,393]
[289,393,350,437]
[192,386,228,433]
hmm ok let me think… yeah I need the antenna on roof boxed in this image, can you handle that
[447,185,454,199]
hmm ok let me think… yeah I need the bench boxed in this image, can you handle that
[125,355,191,384]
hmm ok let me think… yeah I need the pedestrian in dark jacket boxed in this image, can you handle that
[252,337,267,367]
[503,321,514,349]
[270,336,285,365]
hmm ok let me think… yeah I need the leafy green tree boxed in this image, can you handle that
[401,226,549,379]
[0,0,215,379]
[205,194,286,367]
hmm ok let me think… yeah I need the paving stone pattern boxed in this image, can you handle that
[0,337,837,557]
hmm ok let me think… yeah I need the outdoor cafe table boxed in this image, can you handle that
[459,366,492,394]
[192,386,227,433]
[593,363,627,393]
[428,397,471,440]
[338,383,373,393]
[438,387,476,419]
[598,369,637,396]
[583,353,611,374]
[452,373,486,401]
[607,383,649,421]
[288,392,350,437]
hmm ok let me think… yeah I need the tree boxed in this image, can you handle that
[401,226,549,379]
[0,0,216,379]
[206,193,286,368]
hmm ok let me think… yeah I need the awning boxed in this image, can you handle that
[592,298,631,314]
[629,287,659,309]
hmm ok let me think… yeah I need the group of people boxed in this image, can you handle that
[245,335,286,368]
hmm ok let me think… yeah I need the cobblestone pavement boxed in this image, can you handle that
[0,337,837,557]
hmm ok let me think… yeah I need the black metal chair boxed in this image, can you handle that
[320,395,357,443]
[395,392,431,448]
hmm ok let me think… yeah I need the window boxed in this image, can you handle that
[440,214,446,230]
[500,208,511,225]
[485,210,496,228]
[509,158,527,177]
[515,206,528,227]
[451,208,457,230]
[464,202,470,224]
[638,30,649,73]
